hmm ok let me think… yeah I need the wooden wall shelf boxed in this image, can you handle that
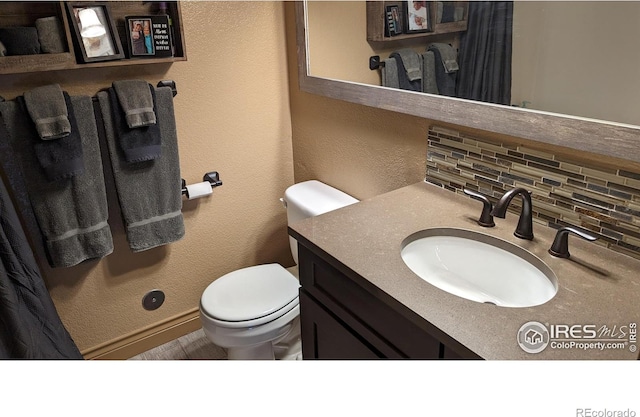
[0,1,186,75]
[366,1,468,42]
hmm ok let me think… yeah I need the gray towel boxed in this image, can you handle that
[389,51,422,92]
[19,92,84,181]
[0,27,40,55]
[108,85,161,162]
[428,45,457,96]
[112,80,157,128]
[35,16,66,54]
[0,97,113,268]
[0,40,6,57]
[422,51,439,95]
[381,58,399,89]
[98,86,184,252]
[429,43,459,73]
[395,48,422,81]
[23,84,71,140]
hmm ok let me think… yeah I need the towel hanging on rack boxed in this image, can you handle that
[97,84,184,252]
[0,95,113,268]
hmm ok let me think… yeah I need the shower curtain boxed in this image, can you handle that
[0,175,82,359]
[456,1,513,105]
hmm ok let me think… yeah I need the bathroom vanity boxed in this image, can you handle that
[297,243,477,359]
[288,182,640,360]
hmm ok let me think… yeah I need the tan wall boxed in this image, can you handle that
[0,1,294,355]
[286,4,429,200]
[307,1,380,85]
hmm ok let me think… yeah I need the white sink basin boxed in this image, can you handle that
[401,228,557,308]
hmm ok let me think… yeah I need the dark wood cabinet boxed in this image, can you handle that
[297,243,479,360]
[300,291,382,359]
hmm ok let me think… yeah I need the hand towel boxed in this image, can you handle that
[395,48,422,82]
[0,27,41,55]
[381,58,399,89]
[429,43,459,73]
[441,3,456,23]
[389,51,422,92]
[108,85,162,162]
[23,84,71,140]
[422,51,439,95]
[98,86,184,252]
[19,92,84,181]
[428,45,457,96]
[0,40,6,56]
[35,16,66,54]
[112,80,157,128]
[0,97,113,268]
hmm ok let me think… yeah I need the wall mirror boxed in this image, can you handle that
[295,1,640,165]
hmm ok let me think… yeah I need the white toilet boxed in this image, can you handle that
[199,180,358,360]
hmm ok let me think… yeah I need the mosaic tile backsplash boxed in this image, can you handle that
[426,126,640,260]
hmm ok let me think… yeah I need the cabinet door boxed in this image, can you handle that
[300,291,382,359]
[298,244,440,358]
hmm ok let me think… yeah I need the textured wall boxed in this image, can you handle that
[285,4,429,200]
[0,1,293,353]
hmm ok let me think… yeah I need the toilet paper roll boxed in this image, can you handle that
[185,181,213,200]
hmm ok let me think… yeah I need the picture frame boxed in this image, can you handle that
[385,4,403,37]
[66,2,124,63]
[125,15,174,59]
[404,1,432,33]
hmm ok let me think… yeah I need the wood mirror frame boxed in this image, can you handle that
[294,1,640,165]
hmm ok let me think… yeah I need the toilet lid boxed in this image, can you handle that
[200,264,300,323]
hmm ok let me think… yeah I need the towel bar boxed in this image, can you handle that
[369,55,384,70]
[90,79,177,102]
[157,80,177,97]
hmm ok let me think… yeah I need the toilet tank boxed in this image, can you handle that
[283,180,358,264]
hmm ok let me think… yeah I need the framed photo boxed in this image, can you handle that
[405,1,432,33]
[66,2,124,63]
[125,15,174,59]
[385,4,403,37]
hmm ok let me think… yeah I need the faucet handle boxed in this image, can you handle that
[463,189,495,227]
[548,226,598,258]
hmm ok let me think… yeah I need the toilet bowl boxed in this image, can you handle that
[199,180,358,360]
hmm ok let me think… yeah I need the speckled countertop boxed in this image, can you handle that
[289,182,640,360]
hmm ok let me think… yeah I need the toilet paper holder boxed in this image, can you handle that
[181,171,222,198]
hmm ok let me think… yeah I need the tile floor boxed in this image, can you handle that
[129,324,302,360]
[129,328,228,360]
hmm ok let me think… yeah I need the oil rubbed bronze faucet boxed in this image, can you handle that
[491,188,534,240]
[463,188,495,227]
[548,226,598,258]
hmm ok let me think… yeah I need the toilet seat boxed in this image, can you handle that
[200,263,300,329]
